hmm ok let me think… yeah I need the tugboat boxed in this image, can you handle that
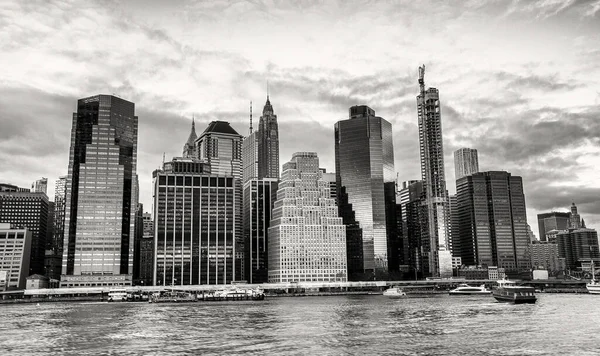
[586,261,600,295]
[449,284,491,295]
[492,278,536,304]
[383,286,407,299]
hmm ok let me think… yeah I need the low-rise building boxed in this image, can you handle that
[0,223,32,290]
[458,266,488,280]
[26,274,49,289]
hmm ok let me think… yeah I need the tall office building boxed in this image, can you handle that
[416,65,452,277]
[320,170,337,200]
[0,223,32,290]
[556,228,599,270]
[243,178,278,283]
[448,194,458,256]
[268,152,347,283]
[0,190,49,275]
[456,171,530,272]
[454,148,479,180]
[153,157,236,285]
[399,180,424,275]
[243,129,259,184]
[61,95,138,288]
[195,120,243,280]
[528,241,563,272]
[138,212,153,286]
[31,178,48,194]
[569,202,581,229]
[258,95,279,180]
[537,212,570,242]
[334,105,398,280]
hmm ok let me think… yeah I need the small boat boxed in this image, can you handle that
[449,284,491,295]
[492,278,536,304]
[383,287,407,299]
[586,261,600,295]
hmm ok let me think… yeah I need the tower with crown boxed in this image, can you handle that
[182,117,197,158]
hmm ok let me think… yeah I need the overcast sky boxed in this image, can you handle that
[1,0,600,234]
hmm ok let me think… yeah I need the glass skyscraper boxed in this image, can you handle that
[334,105,398,280]
[454,148,479,180]
[61,95,138,288]
[417,66,452,278]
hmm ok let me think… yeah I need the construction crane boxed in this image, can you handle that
[418,64,425,97]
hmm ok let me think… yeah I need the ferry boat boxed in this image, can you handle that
[449,284,491,295]
[149,290,197,303]
[107,289,128,302]
[383,287,407,299]
[210,288,265,301]
[586,261,600,295]
[492,279,536,304]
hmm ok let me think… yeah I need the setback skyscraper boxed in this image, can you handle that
[454,148,479,180]
[61,95,138,288]
[258,95,279,180]
[268,152,347,283]
[416,65,452,278]
[335,105,398,280]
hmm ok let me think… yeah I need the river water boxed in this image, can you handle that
[0,294,598,355]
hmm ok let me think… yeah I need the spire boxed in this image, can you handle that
[263,84,274,115]
[582,218,586,228]
[249,101,253,134]
[186,116,198,146]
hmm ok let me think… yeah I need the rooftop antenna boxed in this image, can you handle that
[162,152,165,165]
[249,101,253,134]
[267,80,269,100]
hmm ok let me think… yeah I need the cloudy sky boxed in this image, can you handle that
[1,0,600,234]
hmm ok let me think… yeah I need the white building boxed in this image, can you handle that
[268,152,347,283]
[0,223,31,290]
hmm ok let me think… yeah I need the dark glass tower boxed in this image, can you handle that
[456,171,530,272]
[258,95,279,179]
[334,105,398,280]
[61,95,138,287]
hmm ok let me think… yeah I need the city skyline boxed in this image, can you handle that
[1,1,600,234]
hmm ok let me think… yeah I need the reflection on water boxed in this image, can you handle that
[1,294,599,355]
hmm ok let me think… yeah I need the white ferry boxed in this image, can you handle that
[449,284,491,295]
[383,287,407,299]
[586,261,600,295]
[107,289,128,302]
[492,278,536,304]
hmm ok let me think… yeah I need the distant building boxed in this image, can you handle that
[458,266,488,280]
[31,178,48,194]
[335,105,398,280]
[0,190,49,275]
[268,152,347,283]
[569,202,581,229]
[537,212,570,242]
[61,95,138,288]
[182,118,197,158]
[153,157,236,285]
[487,266,506,280]
[455,171,530,273]
[257,95,280,180]
[526,224,537,243]
[138,212,153,286]
[0,223,31,290]
[320,170,337,200]
[528,241,563,272]
[556,228,600,270]
[399,181,424,276]
[26,274,49,289]
[0,183,29,192]
[454,148,479,180]
[449,194,458,256]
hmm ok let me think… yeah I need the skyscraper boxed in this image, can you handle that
[569,202,581,229]
[139,212,153,286]
[195,120,243,280]
[416,65,452,278]
[61,95,138,288]
[334,105,398,280]
[258,95,279,180]
[454,148,479,180]
[537,212,570,242]
[456,171,530,272]
[182,118,197,158]
[0,223,32,290]
[268,152,347,283]
[153,157,235,285]
[0,190,49,275]
[399,180,424,276]
[31,178,48,194]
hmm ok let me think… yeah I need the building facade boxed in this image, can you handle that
[268,152,347,283]
[0,223,32,290]
[537,212,570,242]
[138,212,154,286]
[416,66,452,278]
[61,95,138,288]
[153,157,236,285]
[31,178,48,194]
[527,241,563,273]
[455,171,530,272]
[453,148,479,180]
[243,178,278,283]
[556,228,600,270]
[399,180,424,277]
[0,190,49,275]
[334,105,398,280]
[257,96,280,180]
